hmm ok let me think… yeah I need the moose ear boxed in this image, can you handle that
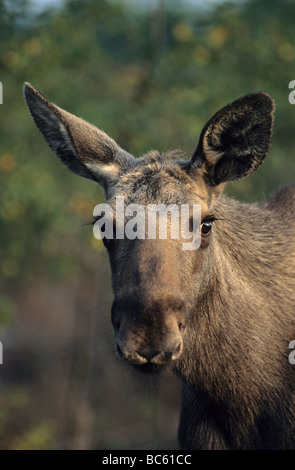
[23,82,134,189]
[190,92,275,185]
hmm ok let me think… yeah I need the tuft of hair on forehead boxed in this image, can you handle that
[136,149,186,167]
[112,150,190,193]
[112,149,203,206]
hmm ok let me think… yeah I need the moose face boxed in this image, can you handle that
[100,153,216,369]
[24,83,274,370]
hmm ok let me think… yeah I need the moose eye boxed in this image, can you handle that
[102,237,115,250]
[93,215,116,250]
[101,223,116,250]
[201,221,213,237]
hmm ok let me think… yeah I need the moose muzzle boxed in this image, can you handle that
[111,291,186,366]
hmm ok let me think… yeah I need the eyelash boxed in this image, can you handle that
[202,214,217,224]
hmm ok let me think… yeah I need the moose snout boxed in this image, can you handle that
[111,292,186,366]
[116,330,183,366]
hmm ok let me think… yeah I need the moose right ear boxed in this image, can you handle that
[190,92,275,185]
[23,83,135,189]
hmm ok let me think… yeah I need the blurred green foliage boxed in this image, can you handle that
[1,0,295,449]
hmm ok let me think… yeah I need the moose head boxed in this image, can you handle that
[24,83,274,372]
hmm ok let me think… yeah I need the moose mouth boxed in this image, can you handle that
[116,344,163,374]
[115,342,181,374]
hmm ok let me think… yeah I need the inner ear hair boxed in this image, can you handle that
[190,92,275,186]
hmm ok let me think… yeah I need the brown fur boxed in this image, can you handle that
[24,83,295,449]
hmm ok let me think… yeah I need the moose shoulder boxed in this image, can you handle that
[24,83,295,450]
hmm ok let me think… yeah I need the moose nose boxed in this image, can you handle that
[112,290,186,366]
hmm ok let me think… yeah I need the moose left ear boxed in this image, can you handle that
[190,92,275,185]
[24,82,135,191]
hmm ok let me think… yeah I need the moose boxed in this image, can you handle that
[24,83,295,449]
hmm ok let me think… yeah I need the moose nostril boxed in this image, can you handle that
[170,341,183,361]
[112,319,120,332]
[178,322,186,333]
[174,342,182,355]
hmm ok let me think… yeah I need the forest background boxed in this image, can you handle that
[1,0,295,449]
